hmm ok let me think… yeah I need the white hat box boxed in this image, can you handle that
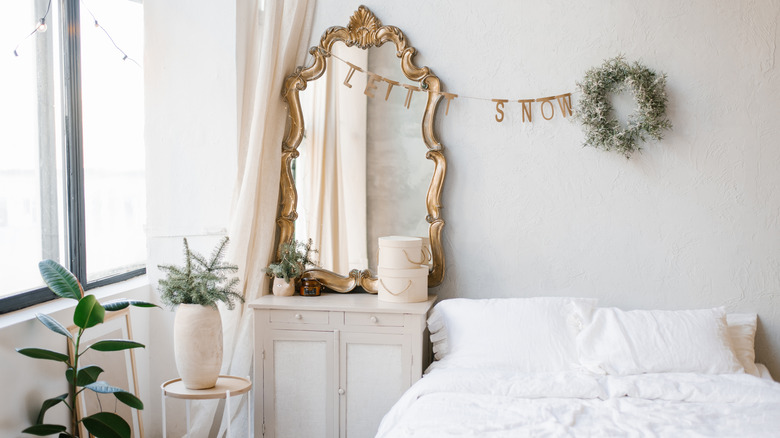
[378,236,430,270]
[377,265,429,303]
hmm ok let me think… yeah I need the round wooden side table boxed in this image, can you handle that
[161,375,252,438]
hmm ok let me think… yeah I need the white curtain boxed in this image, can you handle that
[297,44,368,274]
[187,0,316,436]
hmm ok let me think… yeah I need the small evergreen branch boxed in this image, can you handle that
[265,239,319,283]
[157,237,244,310]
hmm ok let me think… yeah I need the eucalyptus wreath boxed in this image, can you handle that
[576,56,671,157]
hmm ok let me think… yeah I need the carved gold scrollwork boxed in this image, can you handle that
[274,5,447,293]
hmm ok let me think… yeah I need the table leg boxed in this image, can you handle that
[226,390,232,437]
[186,399,191,435]
[161,391,167,438]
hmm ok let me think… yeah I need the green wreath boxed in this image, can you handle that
[576,56,671,157]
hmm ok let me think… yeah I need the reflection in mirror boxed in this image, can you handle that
[295,42,431,275]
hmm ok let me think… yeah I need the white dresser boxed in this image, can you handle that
[250,293,437,438]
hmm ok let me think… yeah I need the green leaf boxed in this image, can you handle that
[89,339,144,352]
[84,381,125,394]
[66,365,104,386]
[114,391,143,410]
[34,394,68,425]
[17,348,69,363]
[73,294,105,329]
[21,424,67,435]
[65,367,74,383]
[59,433,76,438]
[81,412,130,438]
[102,299,159,311]
[35,314,73,340]
[38,260,82,301]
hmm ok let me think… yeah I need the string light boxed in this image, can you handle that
[12,0,140,68]
[12,0,52,57]
[81,0,141,67]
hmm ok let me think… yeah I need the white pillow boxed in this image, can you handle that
[428,297,597,372]
[727,313,759,376]
[577,307,743,375]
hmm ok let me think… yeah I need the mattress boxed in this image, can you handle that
[376,365,780,437]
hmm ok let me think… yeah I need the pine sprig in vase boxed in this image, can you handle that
[157,237,243,310]
[265,238,319,282]
[157,236,244,389]
[265,239,318,296]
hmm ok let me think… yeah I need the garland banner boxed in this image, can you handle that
[320,50,672,157]
[326,49,573,124]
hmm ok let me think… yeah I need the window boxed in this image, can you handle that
[0,0,145,314]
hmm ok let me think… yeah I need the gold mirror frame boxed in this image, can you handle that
[276,5,446,293]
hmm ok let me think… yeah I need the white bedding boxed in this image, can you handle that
[376,365,780,437]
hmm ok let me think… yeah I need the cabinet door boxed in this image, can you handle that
[264,330,337,438]
[339,332,411,438]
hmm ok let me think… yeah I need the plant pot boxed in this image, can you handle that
[173,304,223,389]
[273,277,296,296]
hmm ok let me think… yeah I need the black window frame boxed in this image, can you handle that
[0,0,145,315]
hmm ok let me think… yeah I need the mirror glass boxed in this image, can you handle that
[294,42,432,275]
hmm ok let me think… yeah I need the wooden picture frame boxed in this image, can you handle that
[68,308,144,438]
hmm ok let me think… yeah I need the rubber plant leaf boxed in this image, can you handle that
[16,347,69,363]
[35,313,73,340]
[81,412,131,438]
[21,424,67,436]
[73,294,105,329]
[66,365,104,386]
[84,381,125,394]
[102,299,159,311]
[35,393,67,425]
[115,391,144,410]
[89,339,145,352]
[38,259,82,301]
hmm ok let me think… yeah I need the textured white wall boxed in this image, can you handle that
[312,0,780,376]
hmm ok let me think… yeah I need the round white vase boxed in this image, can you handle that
[272,277,295,296]
[173,304,223,389]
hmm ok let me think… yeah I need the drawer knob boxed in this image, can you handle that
[294,313,302,320]
[338,388,345,395]
[369,316,378,323]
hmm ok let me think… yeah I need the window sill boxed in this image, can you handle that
[0,275,151,330]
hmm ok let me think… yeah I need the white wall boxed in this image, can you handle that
[144,0,237,435]
[310,0,780,376]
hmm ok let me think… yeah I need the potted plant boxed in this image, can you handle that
[265,238,318,296]
[17,260,157,438]
[157,236,243,389]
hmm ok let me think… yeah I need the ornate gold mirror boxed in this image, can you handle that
[275,5,446,293]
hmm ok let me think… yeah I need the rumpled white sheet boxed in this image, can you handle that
[376,365,780,437]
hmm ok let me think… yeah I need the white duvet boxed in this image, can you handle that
[376,365,780,437]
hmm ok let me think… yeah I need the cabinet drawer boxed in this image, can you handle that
[269,309,329,325]
[345,312,404,327]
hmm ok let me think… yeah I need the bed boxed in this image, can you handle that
[376,298,780,437]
